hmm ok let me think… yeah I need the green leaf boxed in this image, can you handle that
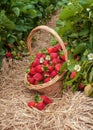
[0,10,15,30]
[60,62,67,73]
[58,21,72,35]
[28,10,37,18]
[72,84,78,92]
[34,94,42,102]
[73,43,87,56]
[59,3,83,20]
[12,7,20,17]
[0,48,5,56]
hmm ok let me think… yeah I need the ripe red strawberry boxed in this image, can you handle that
[50,53,58,59]
[60,55,66,61]
[36,53,43,58]
[43,60,48,65]
[33,73,43,81]
[52,58,58,64]
[57,58,62,63]
[36,65,43,73]
[28,77,35,84]
[70,71,77,79]
[6,52,12,58]
[50,70,58,78]
[41,95,53,105]
[55,44,62,51]
[42,54,46,59]
[47,47,57,53]
[32,58,40,67]
[48,65,54,72]
[34,80,39,85]
[27,101,36,108]
[78,83,84,91]
[44,77,51,83]
[30,67,36,75]
[55,63,62,72]
[35,102,45,110]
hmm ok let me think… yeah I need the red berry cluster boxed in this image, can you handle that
[27,44,66,85]
[27,94,53,110]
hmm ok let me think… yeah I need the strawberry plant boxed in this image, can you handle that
[55,0,93,96]
[0,0,64,68]
[56,0,93,50]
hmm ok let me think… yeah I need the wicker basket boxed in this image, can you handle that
[25,25,68,96]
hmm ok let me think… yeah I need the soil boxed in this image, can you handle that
[0,10,93,130]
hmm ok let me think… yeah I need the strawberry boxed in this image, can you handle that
[51,58,58,64]
[33,73,43,81]
[32,58,40,67]
[36,65,43,73]
[55,44,62,51]
[78,83,84,91]
[6,52,12,58]
[36,53,43,58]
[57,58,62,63]
[42,54,46,59]
[43,60,48,65]
[27,101,36,108]
[70,71,77,79]
[50,70,58,78]
[55,63,62,72]
[47,47,57,53]
[28,76,35,84]
[41,95,53,105]
[34,80,39,85]
[60,55,66,61]
[48,65,54,72]
[44,77,51,83]
[50,53,58,59]
[30,67,36,75]
[35,102,45,110]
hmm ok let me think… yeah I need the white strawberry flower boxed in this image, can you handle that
[86,8,90,12]
[68,2,72,5]
[87,53,93,60]
[40,57,44,63]
[45,55,51,61]
[74,64,81,72]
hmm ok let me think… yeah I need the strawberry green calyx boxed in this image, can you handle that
[25,67,30,73]
[34,94,42,102]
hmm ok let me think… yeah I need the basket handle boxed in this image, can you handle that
[27,25,68,61]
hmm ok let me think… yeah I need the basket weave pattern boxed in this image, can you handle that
[25,25,68,95]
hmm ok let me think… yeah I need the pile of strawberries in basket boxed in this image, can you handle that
[26,43,67,85]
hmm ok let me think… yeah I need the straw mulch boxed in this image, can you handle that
[0,57,93,130]
[0,10,93,130]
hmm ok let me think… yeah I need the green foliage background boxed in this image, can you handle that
[56,0,93,51]
[55,0,93,91]
[0,0,65,67]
